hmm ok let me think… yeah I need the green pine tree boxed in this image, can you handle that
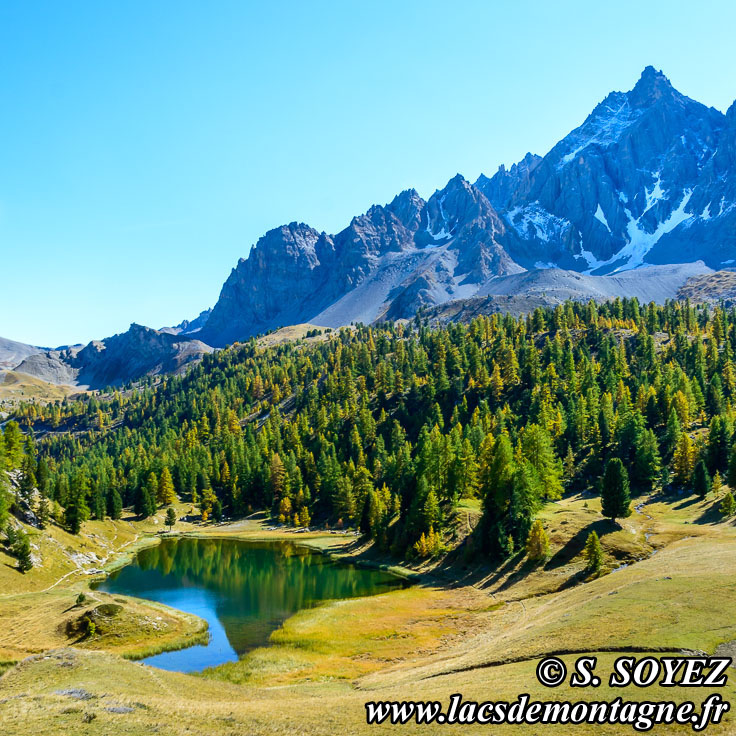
[13,529,33,573]
[601,458,631,522]
[692,459,711,497]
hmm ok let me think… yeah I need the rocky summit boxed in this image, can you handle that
[194,67,736,347]
[12,324,213,389]
[7,67,736,383]
[475,66,731,273]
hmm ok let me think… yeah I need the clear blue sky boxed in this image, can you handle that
[2,0,735,347]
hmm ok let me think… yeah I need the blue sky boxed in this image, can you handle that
[1,0,735,347]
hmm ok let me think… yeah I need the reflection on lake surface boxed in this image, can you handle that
[96,537,407,672]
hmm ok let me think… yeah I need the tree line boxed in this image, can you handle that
[4,297,736,562]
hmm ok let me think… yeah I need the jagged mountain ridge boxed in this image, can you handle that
[160,308,213,336]
[196,176,525,346]
[8,67,736,385]
[475,66,731,272]
[13,324,213,389]
[196,67,736,347]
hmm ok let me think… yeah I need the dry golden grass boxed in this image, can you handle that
[209,585,485,687]
[2,489,736,734]
[256,323,336,348]
[0,589,205,662]
[0,370,79,407]
[2,645,734,736]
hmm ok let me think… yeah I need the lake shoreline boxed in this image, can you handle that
[92,526,414,672]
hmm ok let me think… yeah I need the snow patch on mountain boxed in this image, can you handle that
[559,95,642,166]
[506,203,572,243]
[594,204,612,233]
[578,246,607,273]
[645,172,665,211]
[426,195,453,241]
[592,190,695,273]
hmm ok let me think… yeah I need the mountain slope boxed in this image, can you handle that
[14,324,213,389]
[194,67,736,347]
[0,336,48,370]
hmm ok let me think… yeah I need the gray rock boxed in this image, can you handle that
[15,324,213,389]
[55,688,96,700]
[0,336,48,371]
[196,67,736,346]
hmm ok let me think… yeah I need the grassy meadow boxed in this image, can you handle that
[1,488,736,734]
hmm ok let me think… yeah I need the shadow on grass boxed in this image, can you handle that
[694,498,726,524]
[545,518,620,570]
[673,495,701,510]
[333,512,622,595]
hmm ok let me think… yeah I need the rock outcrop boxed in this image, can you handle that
[194,67,736,347]
[0,336,48,370]
[15,324,213,389]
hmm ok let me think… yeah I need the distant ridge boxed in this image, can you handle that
[8,67,736,384]
[14,324,212,389]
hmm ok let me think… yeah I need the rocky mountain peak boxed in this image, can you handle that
[188,67,736,348]
[510,152,542,176]
[386,188,425,229]
[628,65,676,107]
[475,153,541,210]
[727,99,736,123]
[253,222,320,259]
[425,174,489,239]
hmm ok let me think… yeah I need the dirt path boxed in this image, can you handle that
[41,529,142,593]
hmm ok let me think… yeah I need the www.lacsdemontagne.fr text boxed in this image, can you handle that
[365,656,732,731]
[365,693,729,731]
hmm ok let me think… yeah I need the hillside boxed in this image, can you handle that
[0,370,79,413]
[423,262,711,323]
[678,269,736,303]
[1,471,735,734]
[0,336,47,370]
[4,297,736,733]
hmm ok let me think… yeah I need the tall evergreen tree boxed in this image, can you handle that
[601,458,631,522]
[13,529,33,573]
[633,428,661,491]
[158,467,176,505]
[692,460,711,497]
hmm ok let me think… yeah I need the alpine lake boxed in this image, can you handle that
[95,536,408,672]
